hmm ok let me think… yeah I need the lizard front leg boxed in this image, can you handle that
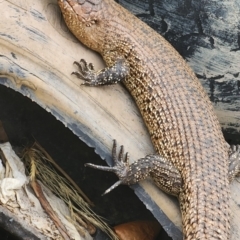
[85,140,182,196]
[72,57,129,86]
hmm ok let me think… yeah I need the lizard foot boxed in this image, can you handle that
[228,144,240,182]
[72,59,99,85]
[85,140,132,195]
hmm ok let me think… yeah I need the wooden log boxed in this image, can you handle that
[0,0,239,239]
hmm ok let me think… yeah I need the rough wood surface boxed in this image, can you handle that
[0,0,239,239]
[0,206,46,240]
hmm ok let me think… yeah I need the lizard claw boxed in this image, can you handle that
[72,59,98,85]
[85,140,131,195]
[74,59,95,72]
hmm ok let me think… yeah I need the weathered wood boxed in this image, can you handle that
[0,0,239,239]
[0,206,46,239]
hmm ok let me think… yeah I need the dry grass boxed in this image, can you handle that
[22,142,118,240]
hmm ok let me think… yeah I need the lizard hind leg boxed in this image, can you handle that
[228,144,240,183]
[85,140,182,196]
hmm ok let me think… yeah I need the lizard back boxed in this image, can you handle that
[58,0,231,239]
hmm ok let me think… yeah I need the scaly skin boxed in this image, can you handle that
[58,0,233,239]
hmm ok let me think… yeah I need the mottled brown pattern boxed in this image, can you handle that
[58,0,231,239]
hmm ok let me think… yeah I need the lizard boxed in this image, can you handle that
[57,0,240,239]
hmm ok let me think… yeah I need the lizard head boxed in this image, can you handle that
[58,0,112,52]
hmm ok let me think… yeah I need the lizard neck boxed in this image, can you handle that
[58,0,119,53]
